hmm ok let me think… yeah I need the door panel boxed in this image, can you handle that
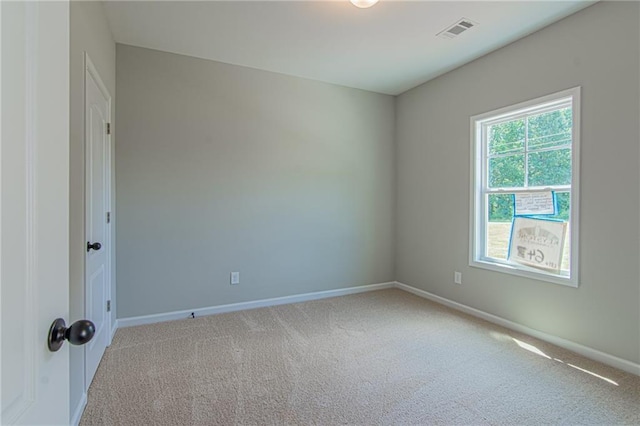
[1,1,71,424]
[86,265,106,380]
[84,56,111,388]
[1,4,32,420]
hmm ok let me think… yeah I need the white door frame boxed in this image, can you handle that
[83,52,113,391]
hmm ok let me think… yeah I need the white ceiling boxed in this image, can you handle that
[103,0,596,95]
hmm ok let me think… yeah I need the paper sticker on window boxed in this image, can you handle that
[508,217,567,272]
[514,191,556,216]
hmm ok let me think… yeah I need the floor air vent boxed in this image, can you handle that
[437,18,477,39]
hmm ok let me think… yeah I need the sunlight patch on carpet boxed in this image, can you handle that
[566,363,619,386]
[512,338,552,360]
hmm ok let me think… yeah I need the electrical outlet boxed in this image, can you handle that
[454,271,462,285]
[230,271,240,285]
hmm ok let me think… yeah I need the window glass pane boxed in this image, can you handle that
[509,192,571,271]
[540,192,571,272]
[527,107,572,151]
[486,194,513,261]
[489,155,525,188]
[562,225,570,272]
[488,119,525,155]
[488,193,514,222]
[486,194,513,260]
[555,191,571,222]
[528,149,571,186]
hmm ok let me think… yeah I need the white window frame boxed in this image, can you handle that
[469,87,580,287]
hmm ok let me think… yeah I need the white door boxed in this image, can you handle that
[84,56,111,387]
[1,1,71,425]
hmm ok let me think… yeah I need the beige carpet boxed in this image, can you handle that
[81,289,640,425]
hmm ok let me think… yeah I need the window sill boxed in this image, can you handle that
[470,258,578,288]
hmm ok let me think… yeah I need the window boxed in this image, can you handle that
[470,88,580,286]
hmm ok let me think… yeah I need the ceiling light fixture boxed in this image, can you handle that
[350,0,379,9]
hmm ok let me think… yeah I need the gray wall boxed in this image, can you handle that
[116,45,395,318]
[69,0,116,418]
[396,1,639,364]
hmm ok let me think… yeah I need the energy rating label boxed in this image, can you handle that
[508,217,567,272]
[514,191,556,216]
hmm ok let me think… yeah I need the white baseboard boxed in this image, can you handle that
[110,319,118,344]
[394,281,640,376]
[70,392,87,426]
[117,282,395,328]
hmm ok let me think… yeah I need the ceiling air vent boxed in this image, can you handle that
[437,18,478,40]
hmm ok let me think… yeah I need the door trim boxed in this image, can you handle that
[83,52,113,392]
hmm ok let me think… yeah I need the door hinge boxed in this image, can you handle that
[106,212,111,223]
[106,122,111,135]
[107,300,111,312]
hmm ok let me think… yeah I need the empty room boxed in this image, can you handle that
[2,0,639,425]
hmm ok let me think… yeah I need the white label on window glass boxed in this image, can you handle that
[508,217,567,272]
[514,191,555,216]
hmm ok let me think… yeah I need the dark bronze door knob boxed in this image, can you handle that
[48,318,95,352]
[87,241,102,252]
